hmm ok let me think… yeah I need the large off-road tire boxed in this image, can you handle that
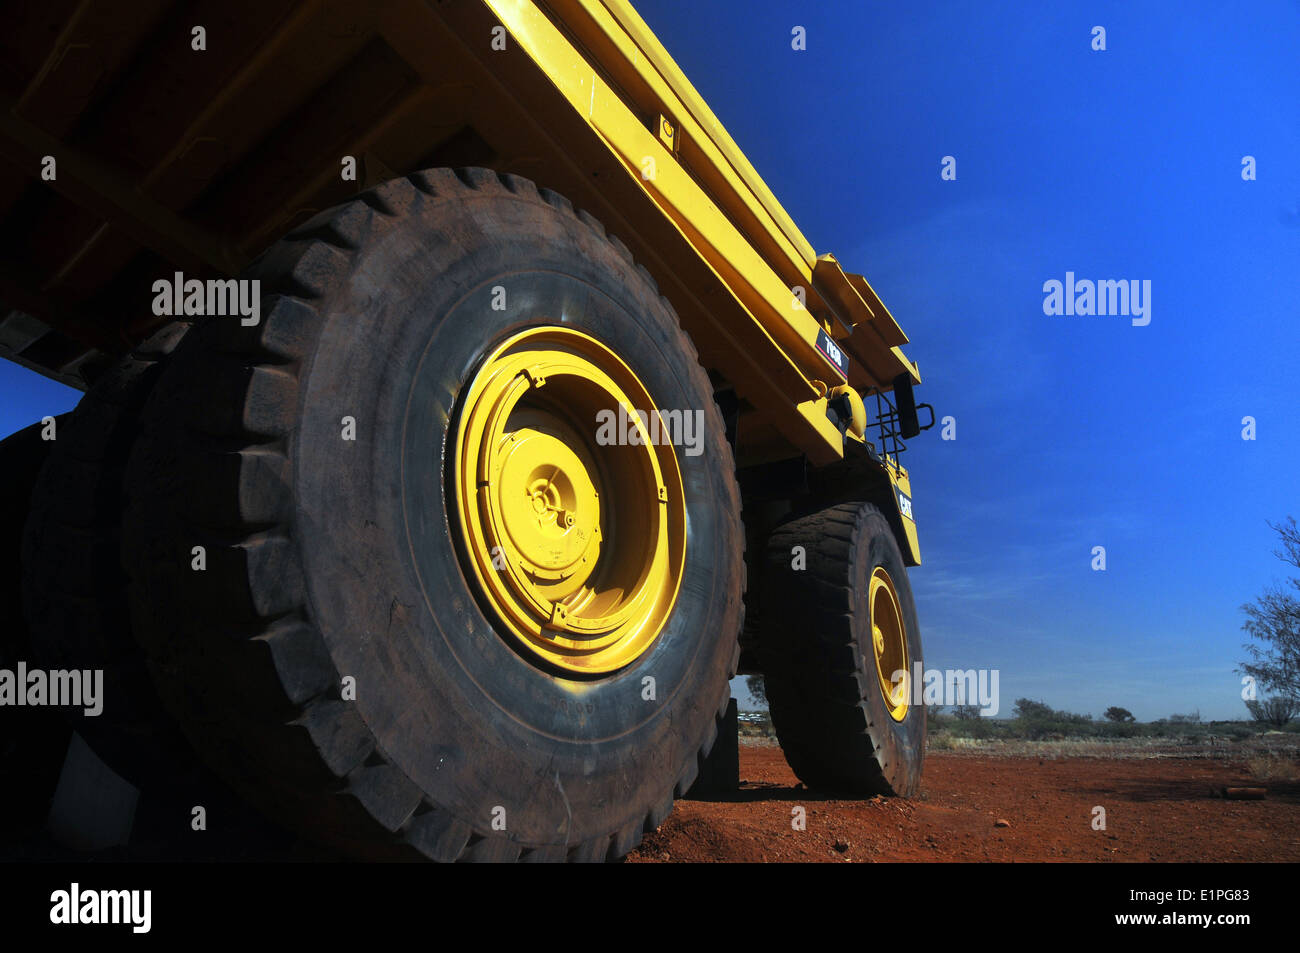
[0,419,71,837]
[21,324,192,788]
[123,168,744,861]
[762,501,925,796]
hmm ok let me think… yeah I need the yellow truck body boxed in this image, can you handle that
[0,0,922,558]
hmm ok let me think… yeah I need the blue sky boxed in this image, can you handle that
[0,369,78,439]
[3,1,1296,721]
[629,0,1300,718]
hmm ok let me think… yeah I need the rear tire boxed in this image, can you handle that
[123,168,744,861]
[761,502,925,796]
[0,419,71,838]
[21,325,192,788]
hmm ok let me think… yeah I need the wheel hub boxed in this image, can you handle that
[452,327,686,675]
[869,566,910,721]
[497,429,600,580]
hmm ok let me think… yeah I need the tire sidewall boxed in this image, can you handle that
[859,508,925,795]
[291,188,740,844]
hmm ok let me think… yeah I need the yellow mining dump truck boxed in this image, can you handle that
[0,0,933,860]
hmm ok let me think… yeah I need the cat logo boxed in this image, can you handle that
[897,489,913,520]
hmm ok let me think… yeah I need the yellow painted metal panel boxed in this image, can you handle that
[846,273,909,346]
[888,464,922,565]
[485,0,849,464]
[558,0,817,271]
[485,0,918,467]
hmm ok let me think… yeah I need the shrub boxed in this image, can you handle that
[1245,695,1299,728]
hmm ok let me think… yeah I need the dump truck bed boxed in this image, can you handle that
[0,0,916,467]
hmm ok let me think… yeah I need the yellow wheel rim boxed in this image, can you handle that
[869,566,910,721]
[452,327,685,675]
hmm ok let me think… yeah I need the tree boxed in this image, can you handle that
[1239,517,1300,701]
[950,704,983,720]
[1245,695,1299,728]
[1104,706,1135,723]
[744,674,767,707]
[1012,698,1053,721]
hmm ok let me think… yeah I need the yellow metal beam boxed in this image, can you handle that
[480,0,919,462]
[550,0,817,279]
[813,254,876,334]
[485,0,850,463]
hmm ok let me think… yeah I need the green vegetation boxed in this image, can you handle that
[1238,517,1300,715]
[1246,695,1300,727]
[923,697,1296,744]
[736,696,1297,747]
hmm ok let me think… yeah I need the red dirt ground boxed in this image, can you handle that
[628,746,1300,862]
